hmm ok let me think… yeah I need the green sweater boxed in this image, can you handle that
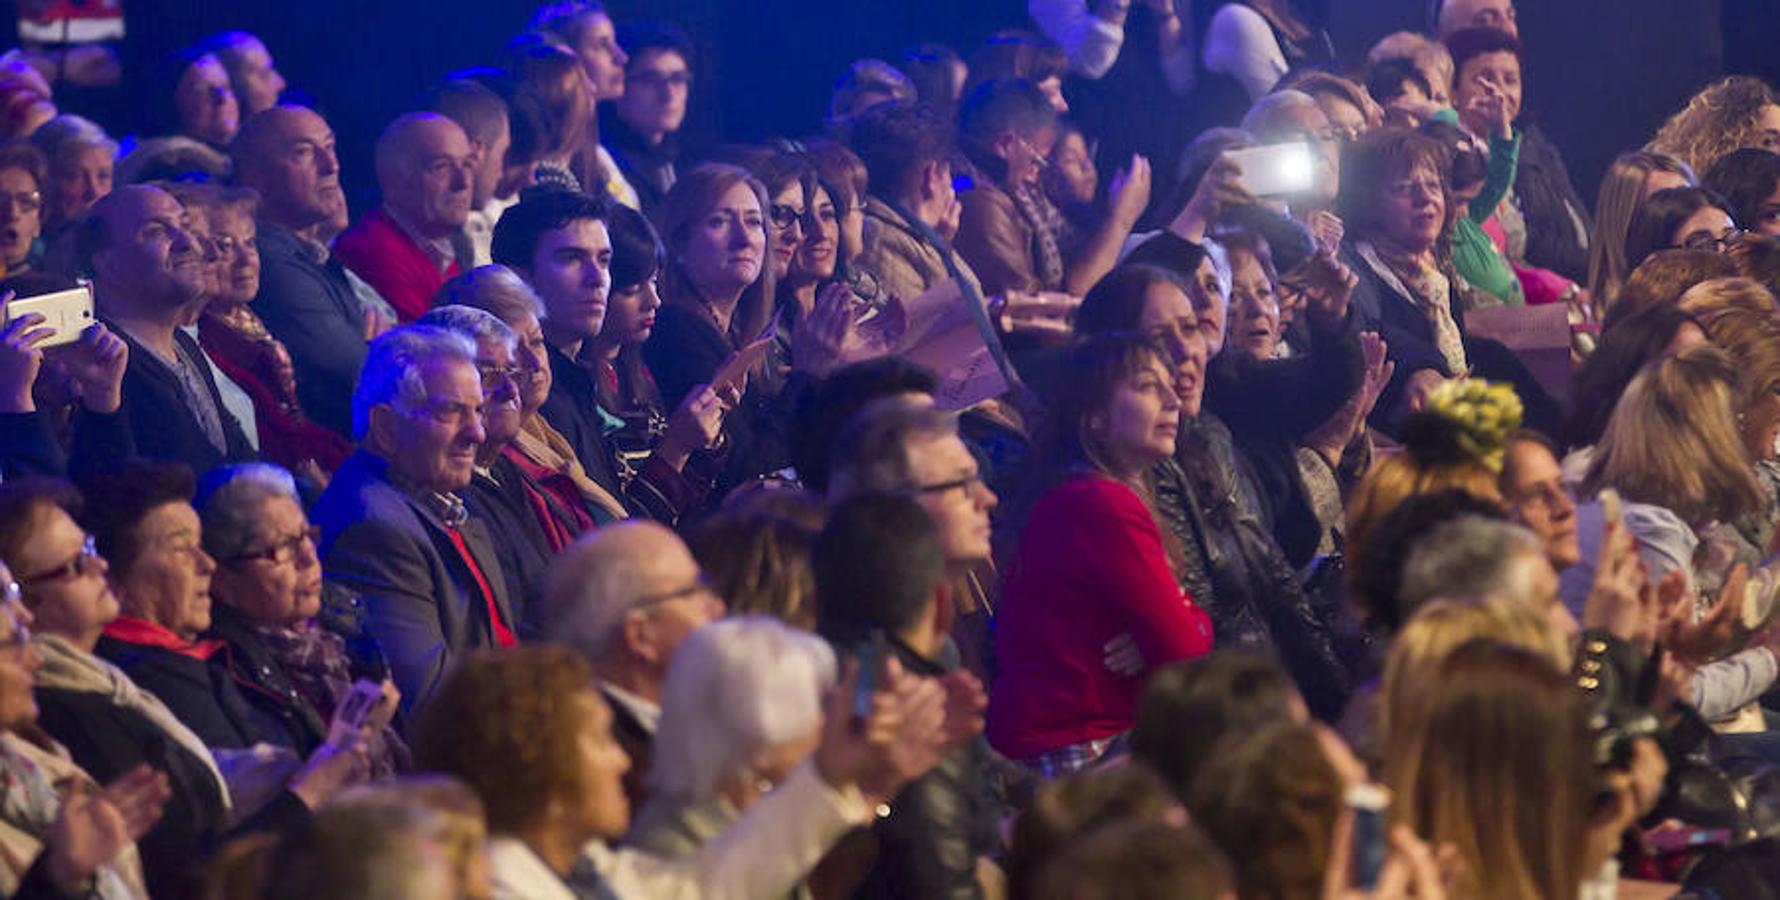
[1449,125,1525,307]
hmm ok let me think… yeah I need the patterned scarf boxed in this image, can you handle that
[252,623,410,778]
[1356,241,1468,375]
[1014,183,1066,291]
[513,415,629,521]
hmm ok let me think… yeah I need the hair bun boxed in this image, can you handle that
[1401,378,1524,472]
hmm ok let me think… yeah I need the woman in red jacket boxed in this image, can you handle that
[987,333,1214,774]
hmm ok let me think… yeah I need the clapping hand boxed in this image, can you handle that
[46,766,170,895]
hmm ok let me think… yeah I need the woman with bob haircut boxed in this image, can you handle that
[1586,151,1696,318]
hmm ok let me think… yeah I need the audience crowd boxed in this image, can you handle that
[6,0,1780,896]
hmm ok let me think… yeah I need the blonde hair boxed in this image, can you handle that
[1584,345,1760,526]
[1587,151,1696,315]
[1683,282,1780,455]
[1367,31,1454,99]
[1647,76,1780,178]
[1380,599,1567,759]
[1386,638,1593,900]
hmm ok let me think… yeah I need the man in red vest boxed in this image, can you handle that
[333,112,476,322]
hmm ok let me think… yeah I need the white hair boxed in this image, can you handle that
[648,616,836,800]
[417,304,517,352]
[1240,89,1321,139]
[350,325,477,440]
[541,521,681,660]
[195,463,300,560]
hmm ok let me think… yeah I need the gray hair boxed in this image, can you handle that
[416,304,516,353]
[30,114,117,165]
[541,521,681,660]
[194,463,299,561]
[1240,90,1321,141]
[648,616,836,800]
[351,325,477,440]
[1399,516,1546,615]
[828,397,957,502]
[434,265,545,326]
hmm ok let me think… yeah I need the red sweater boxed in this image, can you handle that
[986,476,1213,759]
[332,207,460,323]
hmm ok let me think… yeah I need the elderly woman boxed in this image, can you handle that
[0,477,339,896]
[195,463,405,775]
[627,617,833,886]
[434,266,629,526]
[29,114,114,254]
[0,553,166,899]
[192,186,352,481]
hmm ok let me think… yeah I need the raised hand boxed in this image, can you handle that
[793,282,867,376]
[51,322,129,414]
[936,669,987,752]
[813,657,949,804]
[1170,155,1255,243]
[1584,518,1651,646]
[47,768,170,895]
[289,733,371,809]
[660,384,729,467]
[1301,251,1359,329]
[0,296,50,412]
[1322,808,1451,900]
[1660,566,1742,666]
[1309,210,1345,258]
[1107,155,1153,230]
[989,290,1080,338]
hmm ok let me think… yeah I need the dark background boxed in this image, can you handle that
[32,0,1780,214]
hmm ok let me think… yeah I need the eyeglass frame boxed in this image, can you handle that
[222,525,322,567]
[17,534,100,586]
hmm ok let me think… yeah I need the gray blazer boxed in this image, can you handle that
[313,450,514,716]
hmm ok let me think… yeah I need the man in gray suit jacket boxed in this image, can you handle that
[313,325,516,715]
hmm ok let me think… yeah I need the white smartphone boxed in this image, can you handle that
[3,284,94,348]
[1226,142,1316,197]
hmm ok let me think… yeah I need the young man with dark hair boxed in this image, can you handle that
[603,20,695,215]
[788,356,939,494]
[490,189,626,501]
[813,492,995,900]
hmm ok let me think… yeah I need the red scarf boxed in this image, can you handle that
[102,616,223,660]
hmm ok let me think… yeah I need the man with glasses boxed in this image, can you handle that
[605,21,694,215]
[537,520,725,810]
[311,324,517,715]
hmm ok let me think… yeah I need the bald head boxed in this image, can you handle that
[231,105,341,230]
[375,112,475,238]
[541,521,724,673]
[83,184,206,314]
[1435,0,1518,39]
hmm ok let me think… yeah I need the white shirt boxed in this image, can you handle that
[1028,0,1127,78]
[600,680,661,734]
[1203,3,1288,100]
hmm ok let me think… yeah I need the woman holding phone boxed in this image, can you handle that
[988,333,1214,774]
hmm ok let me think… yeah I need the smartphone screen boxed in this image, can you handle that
[1225,142,1316,197]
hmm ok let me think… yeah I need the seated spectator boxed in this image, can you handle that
[988,334,1213,772]
[813,492,996,898]
[1398,515,1579,638]
[1586,151,1695,315]
[332,113,475,322]
[1335,127,1557,435]
[953,79,1065,298]
[538,520,726,809]
[1433,0,1519,37]
[434,264,631,524]
[506,36,603,197]
[413,644,949,898]
[115,135,229,185]
[1042,120,1148,297]
[790,356,939,495]
[0,142,46,276]
[190,185,353,480]
[1367,31,1453,108]
[1004,763,1184,899]
[801,139,873,286]
[315,776,492,900]
[1446,27,1593,284]
[1186,720,1343,900]
[196,463,406,775]
[1385,639,1646,899]
[1499,430,1583,572]
[626,617,837,886]
[79,184,257,471]
[1239,89,1341,224]
[1073,262,1350,715]
[1365,56,1438,128]
[1129,653,1307,803]
[312,326,520,714]
[31,114,114,238]
[529,1,638,208]
[603,20,694,214]
[230,106,370,438]
[647,163,817,495]
[417,304,564,617]
[424,78,515,268]
[261,786,463,899]
[0,563,166,899]
[1424,112,1525,308]
[687,495,824,629]
[1647,75,1780,180]
[847,100,973,305]
[203,31,287,117]
[1606,248,1737,326]
[0,478,305,896]
[1279,69,1380,141]
[1624,186,1739,275]
[156,48,241,151]
[1705,149,1780,240]
[966,31,1071,113]
[1560,303,1705,460]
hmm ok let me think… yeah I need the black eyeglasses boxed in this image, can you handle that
[225,526,321,566]
[914,472,985,496]
[19,535,99,585]
[769,204,806,233]
[1675,228,1744,254]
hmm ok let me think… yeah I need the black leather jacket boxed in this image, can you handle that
[1157,415,1352,718]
